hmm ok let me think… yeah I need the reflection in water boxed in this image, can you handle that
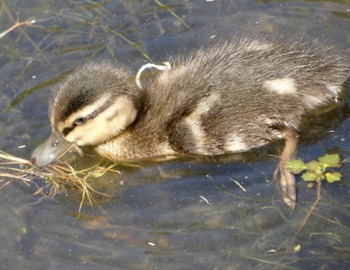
[0,0,350,269]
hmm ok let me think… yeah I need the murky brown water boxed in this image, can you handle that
[0,0,350,269]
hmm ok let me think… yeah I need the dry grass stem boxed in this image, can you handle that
[0,150,115,212]
[1,2,50,64]
[0,17,35,39]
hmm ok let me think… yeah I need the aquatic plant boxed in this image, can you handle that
[286,154,342,183]
[286,153,342,234]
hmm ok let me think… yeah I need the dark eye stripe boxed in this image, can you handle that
[61,97,116,137]
[62,126,75,136]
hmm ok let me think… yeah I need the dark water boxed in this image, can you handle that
[1,0,350,269]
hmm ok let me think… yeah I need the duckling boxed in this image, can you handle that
[31,36,350,209]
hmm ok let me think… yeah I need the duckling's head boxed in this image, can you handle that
[31,63,143,167]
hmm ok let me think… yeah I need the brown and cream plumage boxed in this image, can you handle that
[31,36,350,209]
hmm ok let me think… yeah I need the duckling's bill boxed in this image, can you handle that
[31,132,73,167]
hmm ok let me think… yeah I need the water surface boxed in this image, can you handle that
[0,0,350,269]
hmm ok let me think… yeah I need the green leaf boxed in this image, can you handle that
[301,172,318,182]
[325,172,342,183]
[286,159,307,174]
[318,154,341,169]
[306,160,322,174]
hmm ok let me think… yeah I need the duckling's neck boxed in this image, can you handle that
[95,131,177,160]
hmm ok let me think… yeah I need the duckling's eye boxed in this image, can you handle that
[74,117,88,126]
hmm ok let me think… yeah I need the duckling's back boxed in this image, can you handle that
[139,37,349,155]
